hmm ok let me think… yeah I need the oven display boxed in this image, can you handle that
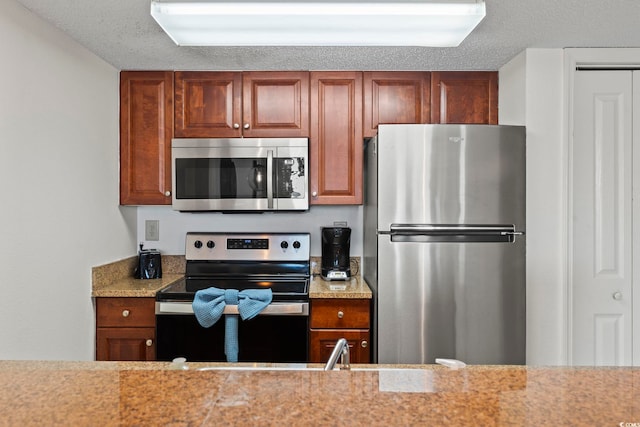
[227,238,269,250]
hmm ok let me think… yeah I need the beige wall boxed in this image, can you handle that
[0,0,136,360]
[500,49,567,365]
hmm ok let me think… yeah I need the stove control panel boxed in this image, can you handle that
[185,232,310,261]
[227,238,269,250]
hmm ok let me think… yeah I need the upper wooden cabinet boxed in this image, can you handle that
[174,71,310,138]
[310,72,363,205]
[120,71,173,205]
[363,72,431,138]
[120,70,499,206]
[431,71,498,124]
[174,71,241,138]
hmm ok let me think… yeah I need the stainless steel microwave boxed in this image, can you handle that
[171,138,309,212]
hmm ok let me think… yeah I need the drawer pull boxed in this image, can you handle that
[337,311,344,319]
[122,310,130,318]
[146,339,153,347]
[361,340,368,348]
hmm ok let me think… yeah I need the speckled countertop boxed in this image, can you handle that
[91,255,185,297]
[1,361,638,426]
[91,256,371,299]
[309,275,371,299]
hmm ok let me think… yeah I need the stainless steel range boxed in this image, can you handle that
[156,232,311,362]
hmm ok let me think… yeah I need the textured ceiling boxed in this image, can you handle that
[12,0,640,71]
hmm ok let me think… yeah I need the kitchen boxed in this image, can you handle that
[1,0,640,423]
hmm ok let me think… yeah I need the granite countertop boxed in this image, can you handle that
[309,275,372,299]
[1,361,638,426]
[91,255,185,297]
[92,256,371,299]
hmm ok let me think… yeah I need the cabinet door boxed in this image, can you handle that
[242,71,310,137]
[96,328,155,361]
[363,72,431,137]
[310,72,363,204]
[309,329,370,364]
[120,71,173,205]
[431,71,498,124]
[174,71,242,138]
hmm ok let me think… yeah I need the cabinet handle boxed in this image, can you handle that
[146,339,153,347]
[361,341,368,348]
[312,191,318,197]
[613,291,623,301]
[243,123,250,129]
[233,123,240,129]
[164,191,171,197]
[122,310,130,318]
[337,311,344,319]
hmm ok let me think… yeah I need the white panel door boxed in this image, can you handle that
[572,70,633,366]
[633,72,640,366]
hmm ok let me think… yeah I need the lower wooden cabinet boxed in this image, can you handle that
[309,298,371,364]
[95,297,156,361]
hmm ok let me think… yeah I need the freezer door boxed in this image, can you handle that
[376,234,526,365]
[376,124,525,229]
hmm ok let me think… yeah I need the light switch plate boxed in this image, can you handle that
[145,220,160,241]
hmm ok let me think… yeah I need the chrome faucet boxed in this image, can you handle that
[324,338,351,371]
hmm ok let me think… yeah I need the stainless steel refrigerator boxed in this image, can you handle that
[363,124,526,365]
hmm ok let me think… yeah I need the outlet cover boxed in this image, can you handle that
[145,220,160,241]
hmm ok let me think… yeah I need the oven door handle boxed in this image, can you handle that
[267,149,274,209]
[156,301,309,316]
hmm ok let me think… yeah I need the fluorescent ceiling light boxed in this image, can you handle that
[150,0,486,47]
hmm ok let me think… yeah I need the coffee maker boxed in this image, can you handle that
[321,227,351,281]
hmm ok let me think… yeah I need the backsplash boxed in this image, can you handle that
[93,255,360,289]
[135,205,363,257]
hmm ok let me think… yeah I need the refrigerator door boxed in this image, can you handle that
[377,232,526,365]
[376,124,525,231]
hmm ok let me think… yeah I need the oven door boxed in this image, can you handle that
[171,138,308,212]
[155,301,309,362]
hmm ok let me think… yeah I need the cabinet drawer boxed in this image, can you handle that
[96,298,155,328]
[310,299,370,329]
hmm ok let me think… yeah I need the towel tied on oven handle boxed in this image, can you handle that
[192,287,273,363]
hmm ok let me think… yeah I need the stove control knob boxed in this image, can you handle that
[280,241,289,249]
[293,240,301,249]
[207,240,215,249]
[194,240,203,249]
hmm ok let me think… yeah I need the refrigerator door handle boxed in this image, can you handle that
[387,224,524,243]
[501,230,525,237]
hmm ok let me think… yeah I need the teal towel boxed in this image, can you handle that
[192,287,273,362]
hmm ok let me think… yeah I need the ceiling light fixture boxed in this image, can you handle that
[150,0,486,47]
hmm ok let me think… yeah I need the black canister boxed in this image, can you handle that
[321,227,351,281]
[135,247,162,279]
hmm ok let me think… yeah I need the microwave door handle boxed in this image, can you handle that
[267,150,274,209]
